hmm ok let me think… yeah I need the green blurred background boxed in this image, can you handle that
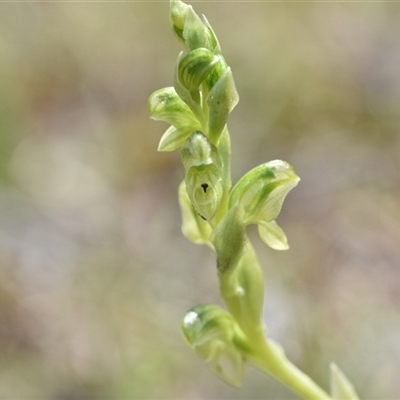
[1,1,400,398]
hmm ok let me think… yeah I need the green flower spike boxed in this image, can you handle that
[181,131,223,220]
[181,304,249,387]
[229,160,300,250]
[150,1,361,399]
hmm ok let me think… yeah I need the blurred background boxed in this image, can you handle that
[1,1,400,398]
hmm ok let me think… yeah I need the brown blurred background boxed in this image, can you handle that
[1,1,400,399]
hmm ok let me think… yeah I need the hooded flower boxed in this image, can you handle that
[181,304,249,387]
[229,160,300,250]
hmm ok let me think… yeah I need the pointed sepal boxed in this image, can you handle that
[330,363,360,400]
[207,67,239,144]
[148,86,200,131]
[157,126,191,152]
[201,14,221,54]
[258,220,289,251]
[178,180,213,245]
[182,4,217,51]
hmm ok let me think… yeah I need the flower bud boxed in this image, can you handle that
[178,48,218,92]
[181,304,247,387]
[182,4,216,51]
[170,0,190,41]
[170,0,221,53]
[174,52,204,121]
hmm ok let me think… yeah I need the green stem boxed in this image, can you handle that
[218,237,331,399]
[212,127,231,227]
[219,240,265,339]
[247,336,332,400]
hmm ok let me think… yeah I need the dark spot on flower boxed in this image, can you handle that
[201,183,209,193]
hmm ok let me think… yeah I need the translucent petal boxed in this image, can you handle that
[201,14,221,54]
[178,180,212,245]
[158,126,192,152]
[330,363,360,400]
[258,220,289,251]
[208,342,244,387]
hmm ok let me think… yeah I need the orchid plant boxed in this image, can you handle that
[148,1,360,398]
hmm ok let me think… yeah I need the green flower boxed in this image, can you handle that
[181,304,249,387]
[178,47,218,92]
[181,131,223,220]
[229,160,300,250]
[148,87,202,151]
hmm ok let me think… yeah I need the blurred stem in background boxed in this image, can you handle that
[149,1,360,399]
